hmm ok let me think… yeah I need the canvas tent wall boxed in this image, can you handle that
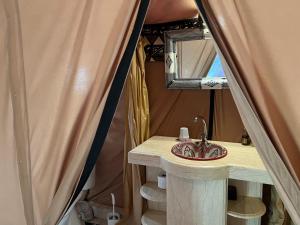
[0,0,149,224]
[1,0,300,224]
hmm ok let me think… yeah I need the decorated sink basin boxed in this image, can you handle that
[171,141,227,161]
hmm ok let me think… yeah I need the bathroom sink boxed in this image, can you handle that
[171,141,227,161]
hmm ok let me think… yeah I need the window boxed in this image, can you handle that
[207,54,225,78]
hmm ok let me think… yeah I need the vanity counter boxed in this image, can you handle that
[128,136,272,184]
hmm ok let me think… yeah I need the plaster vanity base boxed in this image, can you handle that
[129,136,272,225]
[167,174,227,225]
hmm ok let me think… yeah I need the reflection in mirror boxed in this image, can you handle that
[177,39,216,79]
[165,28,228,89]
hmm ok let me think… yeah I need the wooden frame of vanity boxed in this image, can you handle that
[128,136,273,225]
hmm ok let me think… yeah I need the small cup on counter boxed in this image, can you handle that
[179,127,190,142]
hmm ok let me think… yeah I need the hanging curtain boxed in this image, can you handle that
[0,1,34,225]
[0,0,144,224]
[195,0,300,224]
[86,93,126,208]
[122,37,150,225]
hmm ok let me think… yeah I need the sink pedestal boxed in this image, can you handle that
[167,173,227,225]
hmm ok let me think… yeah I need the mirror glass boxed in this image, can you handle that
[165,28,228,89]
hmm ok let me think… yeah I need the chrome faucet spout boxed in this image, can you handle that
[194,116,208,143]
[201,118,207,142]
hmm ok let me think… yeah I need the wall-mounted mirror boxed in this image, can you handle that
[165,28,228,89]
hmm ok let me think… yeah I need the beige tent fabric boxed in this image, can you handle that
[1,1,33,224]
[87,92,126,207]
[213,90,244,142]
[145,0,198,24]
[200,0,300,184]
[122,38,150,225]
[197,0,300,223]
[1,0,141,224]
[145,61,211,138]
[87,38,150,222]
[221,52,300,225]
[177,39,216,79]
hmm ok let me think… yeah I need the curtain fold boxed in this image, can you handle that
[1,0,141,224]
[87,92,126,207]
[0,1,34,224]
[194,0,300,223]
[122,37,150,225]
[221,51,299,225]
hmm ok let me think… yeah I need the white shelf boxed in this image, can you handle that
[227,196,266,219]
[140,182,166,203]
[142,210,166,225]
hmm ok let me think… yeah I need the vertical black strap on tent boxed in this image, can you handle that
[194,1,211,33]
[207,90,215,140]
[69,0,150,207]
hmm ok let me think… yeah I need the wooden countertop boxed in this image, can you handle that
[128,136,272,184]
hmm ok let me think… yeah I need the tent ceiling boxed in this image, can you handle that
[145,0,198,24]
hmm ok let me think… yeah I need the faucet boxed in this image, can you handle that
[193,116,208,144]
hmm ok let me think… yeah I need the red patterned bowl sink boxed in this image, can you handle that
[171,141,227,161]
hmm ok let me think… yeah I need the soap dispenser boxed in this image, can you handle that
[241,128,251,145]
